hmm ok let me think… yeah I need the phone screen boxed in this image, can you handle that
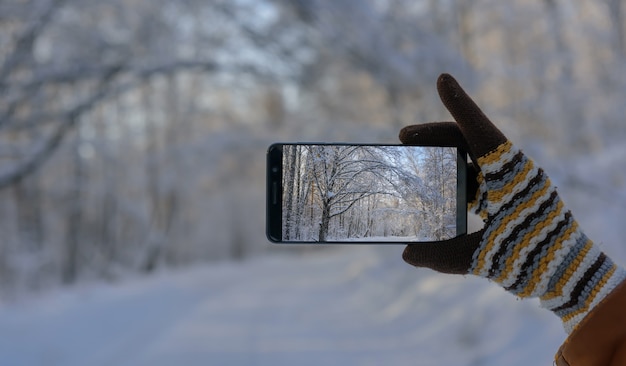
[267,143,467,243]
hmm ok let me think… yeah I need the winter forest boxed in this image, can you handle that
[3,0,625,296]
[2,0,626,364]
[281,145,457,242]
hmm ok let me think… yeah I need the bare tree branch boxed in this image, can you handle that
[0,0,68,84]
[0,58,271,189]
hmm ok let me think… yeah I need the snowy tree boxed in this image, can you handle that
[281,145,457,242]
[0,0,625,294]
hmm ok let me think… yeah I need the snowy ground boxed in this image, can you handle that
[0,245,565,366]
[2,148,623,366]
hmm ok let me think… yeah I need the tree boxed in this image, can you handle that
[0,0,625,294]
[281,145,458,242]
[0,0,314,290]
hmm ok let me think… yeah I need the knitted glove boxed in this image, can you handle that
[401,74,626,334]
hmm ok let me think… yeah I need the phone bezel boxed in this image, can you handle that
[266,143,467,244]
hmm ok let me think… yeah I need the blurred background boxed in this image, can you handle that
[0,0,625,365]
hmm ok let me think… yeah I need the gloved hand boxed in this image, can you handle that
[400,73,626,334]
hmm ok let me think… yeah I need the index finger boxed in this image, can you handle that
[437,74,507,159]
[399,122,467,148]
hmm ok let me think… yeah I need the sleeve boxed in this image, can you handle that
[555,279,626,365]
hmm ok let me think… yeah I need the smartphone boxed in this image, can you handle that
[266,143,467,243]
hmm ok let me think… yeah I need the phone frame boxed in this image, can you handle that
[266,143,467,243]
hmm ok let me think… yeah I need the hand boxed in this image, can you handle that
[400,74,626,334]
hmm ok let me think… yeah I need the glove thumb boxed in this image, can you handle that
[402,231,483,275]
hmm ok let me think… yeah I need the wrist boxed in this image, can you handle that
[539,237,626,333]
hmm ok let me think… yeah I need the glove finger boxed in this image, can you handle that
[437,74,507,159]
[399,122,467,149]
[400,121,480,169]
[467,162,479,204]
[402,230,483,275]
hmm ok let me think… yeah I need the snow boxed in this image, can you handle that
[1,145,622,366]
[0,246,564,366]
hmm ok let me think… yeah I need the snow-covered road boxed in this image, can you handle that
[0,245,565,366]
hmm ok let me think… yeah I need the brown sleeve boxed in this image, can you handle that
[555,279,626,365]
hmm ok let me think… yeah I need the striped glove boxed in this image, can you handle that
[400,74,626,334]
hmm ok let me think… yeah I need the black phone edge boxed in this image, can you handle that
[266,143,468,244]
[266,143,283,243]
[456,148,468,237]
